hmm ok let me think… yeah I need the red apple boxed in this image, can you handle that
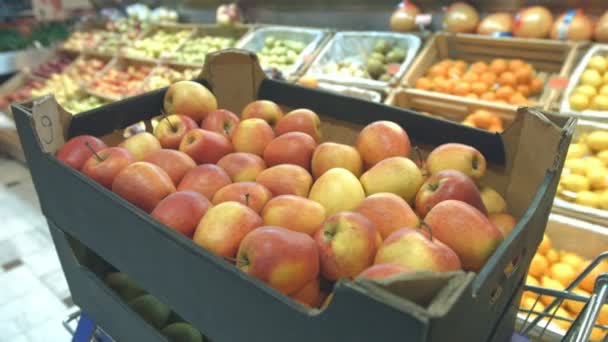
[356,121,411,168]
[56,135,107,170]
[177,164,231,199]
[212,182,272,213]
[119,132,162,161]
[262,195,326,235]
[179,129,233,164]
[151,191,211,238]
[263,132,317,169]
[315,212,378,281]
[236,226,319,294]
[154,114,198,149]
[231,118,275,156]
[144,149,196,186]
[164,81,217,122]
[201,109,240,138]
[217,152,267,182]
[415,169,487,218]
[256,164,313,197]
[290,279,321,308]
[193,201,263,258]
[357,263,412,280]
[241,100,284,127]
[111,162,176,213]
[275,108,322,142]
[311,142,363,179]
[356,192,419,239]
[82,147,134,189]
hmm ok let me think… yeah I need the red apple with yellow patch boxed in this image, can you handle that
[154,114,198,149]
[356,192,419,239]
[275,108,322,142]
[236,226,319,294]
[119,132,161,161]
[201,109,239,138]
[426,143,487,180]
[193,201,263,258]
[356,121,411,167]
[164,81,217,122]
[263,132,317,169]
[144,149,196,186]
[231,118,275,156]
[57,135,107,170]
[217,152,267,182]
[112,162,176,213]
[357,263,412,280]
[179,129,233,164]
[314,211,378,281]
[82,147,134,189]
[212,182,272,213]
[262,195,326,235]
[177,164,231,199]
[290,279,321,308]
[241,100,284,127]
[311,142,363,179]
[151,191,211,238]
[256,164,313,197]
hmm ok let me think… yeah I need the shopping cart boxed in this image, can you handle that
[516,252,608,342]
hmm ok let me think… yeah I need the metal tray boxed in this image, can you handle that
[306,31,421,92]
[560,44,608,120]
[515,213,608,341]
[236,26,327,78]
[317,82,382,103]
[552,119,608,226]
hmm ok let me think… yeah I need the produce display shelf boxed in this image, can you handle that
[12,50,573,342]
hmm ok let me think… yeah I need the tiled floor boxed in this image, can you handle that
[0,157,74,341]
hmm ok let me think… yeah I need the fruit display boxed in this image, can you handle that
[557,128,608,209]
[414,58,543,105]
[62,30,106,51]
[3,78,45,104]
[30,55,74,78]
[477,13,514,36]
[169,35,237,65]
[523,234,607,341]
[255,36,306,72]
[65,57,108,84]
[93,31,127,55]
[105,272,208,342]
[31,73,81,103]
[461,109,504,132]
[513,6,554,39]
[124,28,193,60]
[567,52,608,113]
[88,62,153,99]
[56,80,519,311]
[143,66,200,92]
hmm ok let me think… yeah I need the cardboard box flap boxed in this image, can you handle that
[200,49,267,114]
[26,95,72,154]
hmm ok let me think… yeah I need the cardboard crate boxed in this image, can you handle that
[386,88,517,131]
[402,33,579,111]
[13,50,574,342]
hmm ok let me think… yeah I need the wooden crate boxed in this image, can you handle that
[401,33,579,110]
[385,87,517,130]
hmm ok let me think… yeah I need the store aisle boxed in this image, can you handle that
[0,158,74,341]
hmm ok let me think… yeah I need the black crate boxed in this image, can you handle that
[13,50,574,342]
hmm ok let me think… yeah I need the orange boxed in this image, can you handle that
[530,78,543,95]
[469,109,501,127]
[454,60,468,72]
[509,59,526,72]
[523,275,541,301]
[516,85,531,98]
[560,252,585,270]
[298,76,318,88]
[499,71,517,87]
[466,93,479,99]
[590,327,607,341]
[490,58,508,74]
[447,67,464,79]
[471,81,489,95]
[480,92,496,101]
[529,253,549,278]
[546,249,559,264]
[471,61,489,74]
[540,276,564,305]
[453,81,471,96]
[564,288,590,315]
[580,260,608,292]
[520,296,546,319]
[462,119,476,127]
[515,67,533,85]
[438,59,453,68]
[435,79,454,94]
[462,72,479,83]
[416,77,433,90]
[496,86,515,101]
[550,262,577,287]
[538,234,552,255]
[479,72,497,86]
[428,64,448,78]
[509,92,528,105]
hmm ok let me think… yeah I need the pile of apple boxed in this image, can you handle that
[89,64,152,99]
[57,80,515,308]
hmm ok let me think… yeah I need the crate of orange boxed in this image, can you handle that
[402,33,579,110]
[519,214,608,341]
[385,87,517,132]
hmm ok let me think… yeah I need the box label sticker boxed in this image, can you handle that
[32,95,65,154]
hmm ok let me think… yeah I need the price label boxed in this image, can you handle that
[32,95,65,154]
[415,14,432,26]
[548,76,569,91]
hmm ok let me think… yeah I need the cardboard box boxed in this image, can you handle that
[402,33,579,111]
[13,50,574,341]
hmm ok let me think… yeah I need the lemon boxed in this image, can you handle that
[587,168,608,190]
[598,150,608,165]
[604,71,608,85]
[585,156,605,169]
[575,191,600,208]
[581,69,603,87]
[588,55,608,73]
[591,95,608,110]
[566,143,590,159]
[564,158,587,175]
[561,173,590,192]
[600,84,608,97]
[570,93,589,111]
[587,131,608,151]
[574,84,597,97]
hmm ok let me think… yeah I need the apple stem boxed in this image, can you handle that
[160,109,177,132]
[420,221,433,242]
[244,193,250,206]
[412,144,429,175]
[224,256,237,264]
[472,156,479,170]
[84,142,104,162]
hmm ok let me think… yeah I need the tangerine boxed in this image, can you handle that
[490,58,508,74]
